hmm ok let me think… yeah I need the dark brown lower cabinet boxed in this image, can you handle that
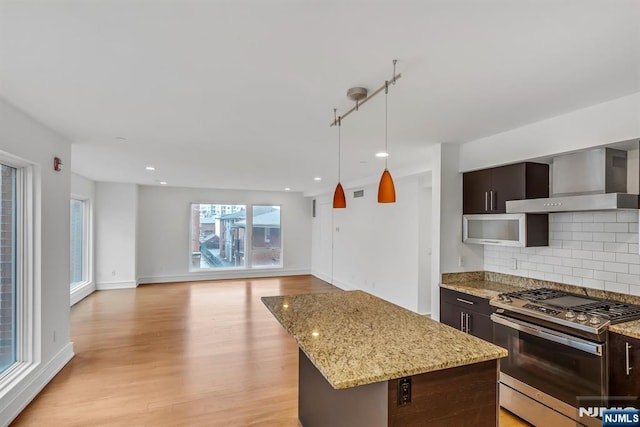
[608,332,640,408]
[298,349,499,427]
[440,288,493,342]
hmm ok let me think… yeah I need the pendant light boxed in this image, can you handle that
[378,66,396,203]
[332,110,346,208]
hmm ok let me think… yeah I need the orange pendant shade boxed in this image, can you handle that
[377,169,396,203]
[333,182,346,208]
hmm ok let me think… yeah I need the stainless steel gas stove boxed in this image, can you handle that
[490,288,640,427]
[491,287,640,340]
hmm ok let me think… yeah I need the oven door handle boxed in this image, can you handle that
[491,314,603,356]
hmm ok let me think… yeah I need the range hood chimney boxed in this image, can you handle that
[506,148,639,213]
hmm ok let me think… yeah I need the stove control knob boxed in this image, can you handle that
[565,310,576,319]
[576,313,588,322]
[589,316,601,325]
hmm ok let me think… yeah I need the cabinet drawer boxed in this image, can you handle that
[440,288,492,315]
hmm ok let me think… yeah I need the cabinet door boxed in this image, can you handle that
[463,170,492,214]
[489,163,526,214]
[609,332,640,408]
[467,312,493,342]
[440,301,465,332]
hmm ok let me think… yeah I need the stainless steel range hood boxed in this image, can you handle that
[506,148,639,213]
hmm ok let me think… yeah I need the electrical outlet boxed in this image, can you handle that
[509,258,517,270]
[398,377,411,406]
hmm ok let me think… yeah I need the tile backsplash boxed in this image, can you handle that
[484,210,640,296]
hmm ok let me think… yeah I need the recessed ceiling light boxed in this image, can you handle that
[375,152,389,158]
[314,177,322,181]
[145,166,155,171]
[284,187,291,191]
[159,181,167,185]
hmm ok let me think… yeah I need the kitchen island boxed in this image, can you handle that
[262,290,507,427]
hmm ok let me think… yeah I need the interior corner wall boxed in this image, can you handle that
[95,182,138,289]
[459,92,640,171]
[430,143,484,320]
[311,174,431,313]
[0,98,74,424]
[135,185,311,283]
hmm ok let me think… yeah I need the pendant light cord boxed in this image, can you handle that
[384,80,389,169]
[334,108,342,181]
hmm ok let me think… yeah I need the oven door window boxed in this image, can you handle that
[494,321,604,407]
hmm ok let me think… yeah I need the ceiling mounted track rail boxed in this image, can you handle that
[330,60,402,127]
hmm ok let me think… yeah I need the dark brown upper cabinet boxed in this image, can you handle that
[463,162,549,214]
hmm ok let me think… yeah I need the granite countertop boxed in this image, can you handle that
[440,280,523,300]
[609,319,640,340]
[261,290,507,389]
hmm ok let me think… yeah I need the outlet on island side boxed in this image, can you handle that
[398,377,411,406]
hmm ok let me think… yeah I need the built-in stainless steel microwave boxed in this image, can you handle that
[463,213,548,247]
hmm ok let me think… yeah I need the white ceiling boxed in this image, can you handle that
[1,0,639,194]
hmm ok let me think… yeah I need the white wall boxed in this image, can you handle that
[430,144,484,320]
[485,211,640,296]
[136,185,311,283]
[95,182,138,289]
[70,173,96,304]
[311,174,432,313]
[417,182,432,314]
[460,92,640,172]
[0,98,74,424]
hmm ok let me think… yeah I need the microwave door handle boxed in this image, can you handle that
[485,192,488,211]
[491,314,603,356]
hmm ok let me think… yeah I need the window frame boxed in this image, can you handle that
[69,196,91,291]
[188,203,283,271]
[251,204,282,268]
[0,151,39,391]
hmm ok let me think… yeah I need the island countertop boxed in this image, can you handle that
[261,290,507,389]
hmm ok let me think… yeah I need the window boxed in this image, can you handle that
[69,199,85,288]
[0,164,16,374]
[189,203,282,270]
[251,205,281,267]
[191,204,247,269]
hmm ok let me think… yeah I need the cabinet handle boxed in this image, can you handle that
[626,342,633,376]
[460,312,465,332]
[485,191,489,211]
[456,297,475,305]
[490,191,495,211]
[465,313,470,333]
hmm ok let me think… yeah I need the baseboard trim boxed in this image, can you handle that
[310,272,358,291]
[311,270,332,284]
[1,342,74,426]
[96,280,138,290]
[137,268,311,284]
[70,281,96,305]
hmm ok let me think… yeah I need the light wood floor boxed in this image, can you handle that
[12,275,530,426]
